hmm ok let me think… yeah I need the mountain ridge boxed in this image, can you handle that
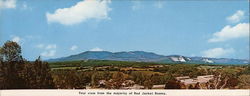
[48,51,249,65]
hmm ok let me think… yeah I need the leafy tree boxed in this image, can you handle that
[101,72,126,89]
[150,73,173,85]
[0,60,7,88]
[2,60,26,89]
[1,41,22,61]
[0,41,26,89]
[238,75,250,89]
[0,41,55,89]
[91,71,112,87]
[241,65,250,74]
[208,68,239,89]
[0,48,5,88]
[0,47,3,61]
[53,70,86,89]
[22,57,54,88]
[168,64,198,77]
[226,77,238,89]
[131,71,146,85]
[164,80,181,89]
[111,72,125,89]
[34,57,54,88]
[143,80,153,89]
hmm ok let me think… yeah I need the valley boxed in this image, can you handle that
[49,60,250,89]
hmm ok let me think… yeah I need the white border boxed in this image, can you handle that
[1,89,250,96]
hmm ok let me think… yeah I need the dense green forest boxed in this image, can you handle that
[0,41,249,89]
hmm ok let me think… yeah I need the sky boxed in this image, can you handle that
[0,0,249,60]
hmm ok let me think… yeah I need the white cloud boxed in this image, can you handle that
[202,48,234,58]
[45,44,57,50]
[208,23,249,42]
[36,44,57,57]
[10,35,26,46]
[90,47,103,51]
[11,36,21,43]
[41,50,56,57]
[70,45,78,51]
[0,0,16,9]
[131,1,142,11]
[46,0,111,25]
[226,10,245,23]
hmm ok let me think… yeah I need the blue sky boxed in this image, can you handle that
[0,0,249,60]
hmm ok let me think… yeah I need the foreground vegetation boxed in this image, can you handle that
[0,41,249,89]
[49,59,250,89]
[0,41,54,89]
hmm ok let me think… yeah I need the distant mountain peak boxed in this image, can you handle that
[47,51,249,65]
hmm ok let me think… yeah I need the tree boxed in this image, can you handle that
[168,64,198,77]
[2,42,25,88]
[35,57,54,88]
[238,75,250,89]
[164,80,181,89]
[22,57,54,88]
[91,71,112,88]
[0,60,7,89]
[111,72,125,89]
[0,41,26,89]
[0,48,5,88]
[0,47,3,61]
[53,70,86,89]
[0,41,55,89]
[1,41,22,61]
[131,71,146,85]
[150,73,172,85]
[241,65,250,74]
[143,80,153,89]
[207,68,238,89]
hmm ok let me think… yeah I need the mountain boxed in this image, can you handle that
[48,51,165,62]
[48,51,249,65]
